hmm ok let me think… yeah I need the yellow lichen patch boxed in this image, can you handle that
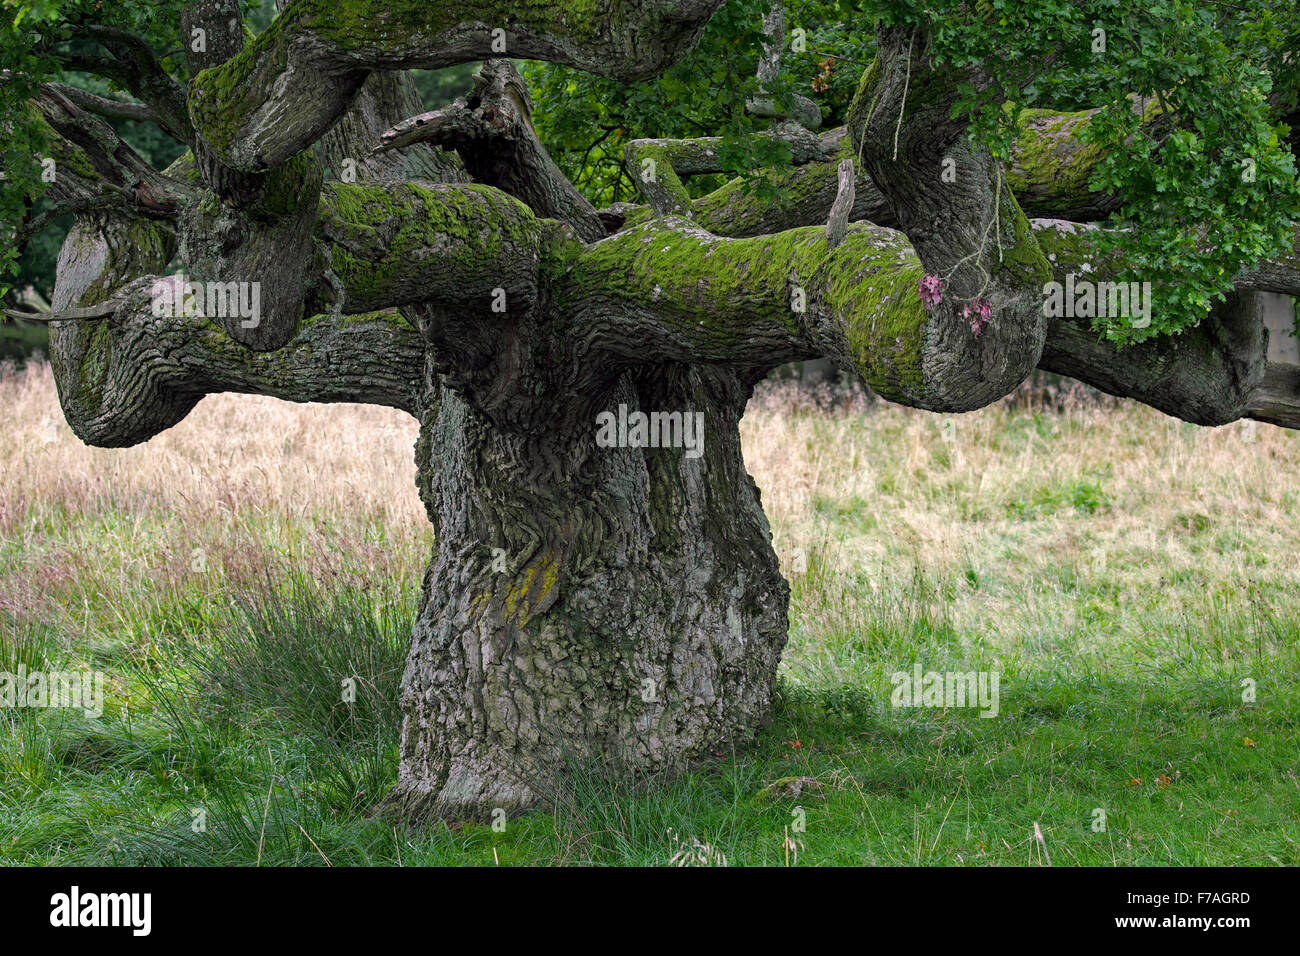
[503,552,561,626]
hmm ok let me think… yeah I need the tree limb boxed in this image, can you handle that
[1248,363,1300,429]
[624,121,834,218]
[1031,218,1300,429]
[33,84,195,217]
[4,300,120,324]
[40,83,155,123]
[314,180,545,317]
[560,215,927,394]
[188,0,726,172]
[48,214,425,448]
[59,23,193,143]
[375,60,604,241]
[846,24,1051,411]
[328,71,468,185]
[637,97,1154,240]
[825,157,854,250]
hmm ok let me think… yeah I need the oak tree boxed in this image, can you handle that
[3,0,1299,821]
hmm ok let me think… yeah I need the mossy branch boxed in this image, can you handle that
[187,0,726,172]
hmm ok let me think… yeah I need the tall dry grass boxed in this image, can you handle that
[4,361,1300,868]
[0,361,426,645]
[743,377,1300,683]
[3,359,1299,674]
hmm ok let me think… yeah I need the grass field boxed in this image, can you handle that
[2,360,1298,865]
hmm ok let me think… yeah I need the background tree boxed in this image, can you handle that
[2,0,1299,822]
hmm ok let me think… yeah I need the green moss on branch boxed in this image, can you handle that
[563,217,929,397]
[318,180,542,311]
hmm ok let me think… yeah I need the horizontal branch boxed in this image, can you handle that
[1234,225,1300,295]
[188,0,725,172]
[61,284,426,446]
[1030,219,1276,427]
[4,301,118,323]
[41,83,155,123]
[1248,363,1300,429]
[689,134,894,236]
[571,162,1300,431]
[561,215,1005,408]
[624,122,834,217]
[49,216,425,448]
[315,180,545,316]
[13,190,137,250]
[640,98,1149,240]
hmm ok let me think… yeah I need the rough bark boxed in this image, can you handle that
[181,0,246,75]
[378,364,787,822]
[375,60,603,240]
[32,87,193,219]
[48,215,423,446]
[1038,287,1268,427]
[1031,218,1291,425]
[329,71,469,186]
[825,157,854,250]
[846,25,1051,410]
[186,0,727,172]
[1248,363,1300,429]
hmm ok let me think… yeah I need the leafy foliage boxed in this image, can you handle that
[522,0,876,205]
[1,1,60,294]
[860,0,1300,343]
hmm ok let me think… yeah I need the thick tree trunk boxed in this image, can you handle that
[376,364,789,823]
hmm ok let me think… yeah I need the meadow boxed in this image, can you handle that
[2,360,1297,865]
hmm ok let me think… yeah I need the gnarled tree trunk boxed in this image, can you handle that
[381,362,787,821]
